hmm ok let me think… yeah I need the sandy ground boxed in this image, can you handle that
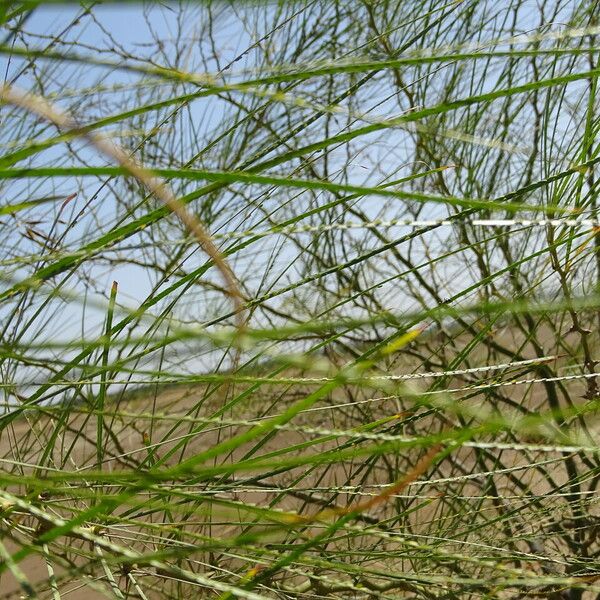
[1,326,598,599]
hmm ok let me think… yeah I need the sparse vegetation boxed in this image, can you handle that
[1,1,600,598]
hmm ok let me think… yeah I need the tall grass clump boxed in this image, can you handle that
[0,0,600,598]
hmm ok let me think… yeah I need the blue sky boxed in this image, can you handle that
[6,5,215,312]
[0,1,587,378]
